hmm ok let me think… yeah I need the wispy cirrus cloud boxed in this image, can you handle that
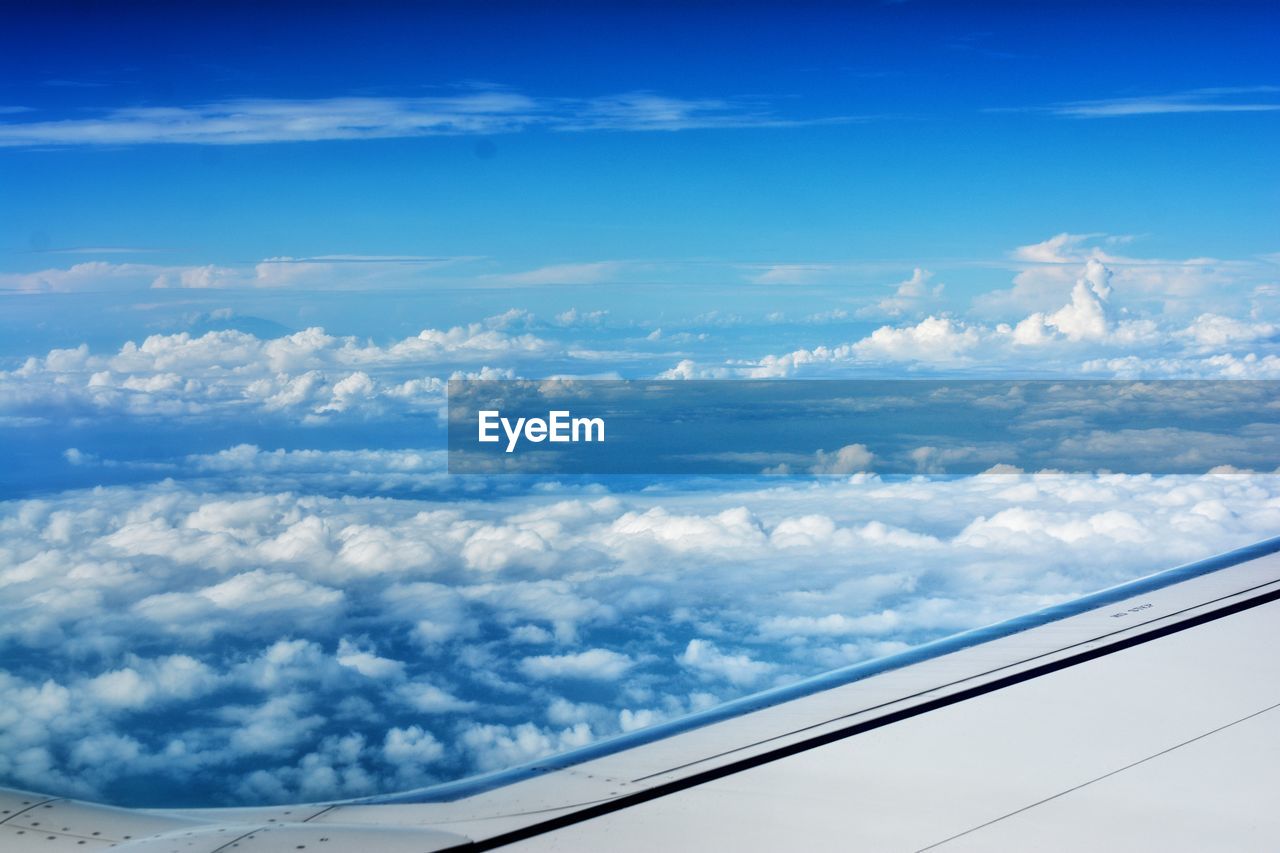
[0,89,857,147]
[745,263,836,286]
[32,246,162,256]
[1045,86,1280,118]
[482,261,625,286]
[0,256,475,293]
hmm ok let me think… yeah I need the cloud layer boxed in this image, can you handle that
[2,232,1278,806]
[2,466,1278,805]
[666,257,1280,379]
[0,324,536,423]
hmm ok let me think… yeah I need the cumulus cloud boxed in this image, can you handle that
[854,315,984,362]
[980,233,1254,319]
[165,445,452,497]
[0,261,170,294]
[857,267,944,317]
[678,639,776,687]
[459,721,594,774]
[396,683,475,714]
[336,639,406,680]
[1179,313,1277,350]
[1012,259,1114,343]
[743,315,983,376]
[670,253,1278,378]
[86,655,220,710]
[2,468,1280,805]
[766,444,876,477]
[0,326,544,422]
[1082,352,1280,379]
[519,649,635,681]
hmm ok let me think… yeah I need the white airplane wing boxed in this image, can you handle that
[4,536,1279,852]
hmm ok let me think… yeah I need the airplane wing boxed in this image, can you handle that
[4,536,1279,852]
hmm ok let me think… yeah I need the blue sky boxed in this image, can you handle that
[2,1,1280,809]
[2,1,1278,281]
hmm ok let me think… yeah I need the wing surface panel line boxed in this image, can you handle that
[914,699,1280,852]
[0,798,59,826]
[443,584,1280,852]
[627,572,1280,784]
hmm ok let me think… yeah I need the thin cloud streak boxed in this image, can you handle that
[1047,86,1280,118]
[0,90,864,147]
[481,262,624,286]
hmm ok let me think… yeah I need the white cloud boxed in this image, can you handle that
[658,358,733,380]
[0,326,551,422]
[1082,352,1280,379]
[602,506,766,555]
[678,640,775,686]
[857,267,944,317]
[1047,86,1280,118]
[759,612,902,638]
[336,639,405,680]
[0,261,166,293]
[981,233,1255,320]
[236,732,379,802]
[855,315,983,362]
[554,308,610,326]
[396,683,475,714]
[519,649,635,681]
[807,444,876,476]
[484,262,622,286]
[86,655,220,710]
[1012,259,1113,343]
[1012,233,1111,264]
[0,89,851,147]
[1,257,469,293]
[382,726,444,768]
[672,250,1278,378]
[460,721,594,773]
[4,465,1280,804]
[742,315,983,376]
[747,264,834,285]
[1180,313,1277,349]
